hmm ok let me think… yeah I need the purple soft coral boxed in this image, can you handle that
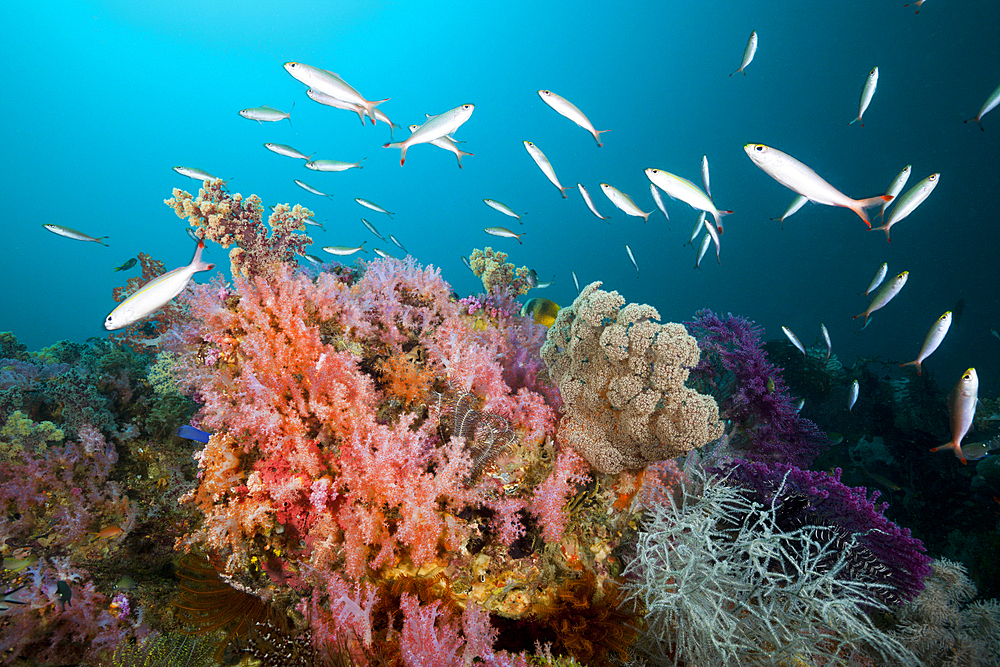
[685,309,828,468]
[724,459,932,604]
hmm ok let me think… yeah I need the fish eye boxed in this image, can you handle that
[754,144,764,152]
[929,174,937,181]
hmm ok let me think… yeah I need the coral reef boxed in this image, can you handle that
[469,247,532,296]
[541,281,723,474]
[622,459,920,666]
[165,179,313,282]
[685,309,829,467]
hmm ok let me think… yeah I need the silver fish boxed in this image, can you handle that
[730,30,758,76]
[848,380,859,411]
[355,198,393,217]
[284,62,387,126]
[965,80,1000,130]
[855,271,908,325]
[821,323,832,362]
[601,183,652,222]
[695,233,711,269]
[849,67,879,126]
[872,173,939,242]
[361,218,385,240]
[537,89,608,146]
[484,227,525,244]
[625,244,639,277]
[105,241,214,330]
[294,180,332,198]
[771,194,809,229]
[782,326,807,355]
[408,124,473,168]
[265,143,312,160]
[578,184,609,221]
[930,368,978,464]
[900,311,952,375]
[878,165,911,220]
[305,159,365,172]
[43,224,108,246]
[322,243,367,256]
[373,248,394,259]
[239,105,291,124]
[173,166,219,182]
[307,88,398,131]
[389,234,408,255]
[385,104,474,166]
[645,168,731,233]
[483,199,523,221]
[701,155,711,198]
[572,270,580,295]
[649,183,670,221]
[863,262,888,296]
[524,141,572,198]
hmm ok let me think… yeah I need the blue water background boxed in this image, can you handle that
[2,0,998,397]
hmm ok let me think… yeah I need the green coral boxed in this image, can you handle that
[0,410,64,456]
[104,633,215,667]
[147,351,180,396]
[0,331,28,361]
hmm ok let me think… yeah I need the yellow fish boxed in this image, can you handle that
[521,298,561,327]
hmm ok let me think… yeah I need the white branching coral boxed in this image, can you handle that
[620,462,919,667]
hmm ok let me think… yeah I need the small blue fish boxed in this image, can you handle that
[176,425,211,443]
[113,258,137,272]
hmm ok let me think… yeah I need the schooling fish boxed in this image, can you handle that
[782,326,807,355]
[355,198,393,218]
[930,368,978,464]
[625,244,639,277]
[744,144,890,227]
[537,90,608,147]
[872,173,939,242]
[965,80,1000,131]
[601,183,652,222]
[409,124,473,168]
[524,141,572,198]
[687,212,707,246]
[694,233,711,269]
[770,194,808,229]
[649,183,670,221]
[284,62,387,126]
[483,199,524,222]
[385,104,474,166]
[372,248,394,260]
[485,227,525,244]
[900,311,952,375]
[878,165,912,220]
[305,158,365,172]
[388,235,408,255]
[701,155,712,198]
[294,180,332,198]
[172,166,219,182]
[43,224,108,246]
[848,380,859,411]
[572,270,580,295]
[307,88,398,131]
[323,243,367,256]
[862,262,889,296]
[849,67,879,126]
[578,184,609,221]
[104,241,214,330]
[730,30,758,76]
[361,218,385,241]
[264,143,312,160]
[821,323,832,362]
[239,104,292,124]
[703,218,721,264]
[645,168,731,233]
[855,271,908,326]
[113,258,137,272]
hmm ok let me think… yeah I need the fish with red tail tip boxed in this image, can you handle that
[930,368,978,464]
[900,311,951,375]
[744,143,891,228]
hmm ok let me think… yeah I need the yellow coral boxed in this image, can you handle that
[147,351,180,396]
[0,411,64,454]
[469,247,531,296]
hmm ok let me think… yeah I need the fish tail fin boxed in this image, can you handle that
[870,222,892,242]
[595,129,610,147]
[365,98,390,126]
[191,240,215,273]
[560,184,575,198]
[964,116,986,131]
[456,149,474,169]
[849,117,860,126]
[930,441,968,465]
[851,196,891,228]
[900,359,922,375]
[713,210,733,235]
[96,236,110,247]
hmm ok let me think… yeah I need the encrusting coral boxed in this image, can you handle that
[541,281,724,474]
